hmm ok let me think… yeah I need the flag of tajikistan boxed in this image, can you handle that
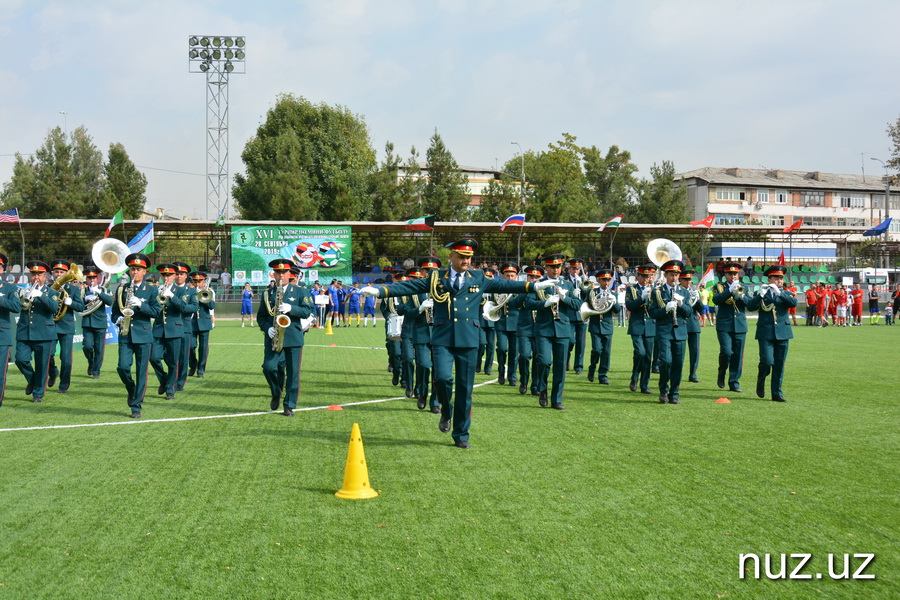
[597,214,623,232]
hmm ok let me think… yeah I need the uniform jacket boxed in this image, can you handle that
[0,281,22,346]
[648,284,693,341]
[488,291,519,333]
[111,280,161,345]
[625,284,656,337]
[713,282,751,333]
[523,277,581,340]
[747,288,797,341]
[53,281,85,335]
[152,283,191,339]
[585,286,618,336]
[192,289,216,333]
[179,284,199,335]
[397,292,432,345]
[256,283,314,348]
[16,284,59,342]
[377,269,533,348]
[508,294,535,338]
[684,290,704,334]
[81,285,114,330]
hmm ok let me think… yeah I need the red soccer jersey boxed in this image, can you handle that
[805,288,818,305]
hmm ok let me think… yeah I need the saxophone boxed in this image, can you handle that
[120,284,135,336]
[272,284,291,352]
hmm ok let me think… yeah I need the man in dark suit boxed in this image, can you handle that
[80,263,114,380]
[489,262,520,387]
[172,262,198,392]
[0,252,22,406]
[47,259,85,393]
[476,268,497,375]
[746,265,798,402]
[15,261,60,403]
[712,262,752,393]
[361,239,553,448]
[524,254,583,410]
[624,264,657,395]
[508,265,543,396]
[257,259,315,416]
[563,258,588,374]
[150,264,190,400]
[647,260,693,404]
[585,269,618,385]
[679,269,705,383]
[111,253,161,418]
[189,272,215,378]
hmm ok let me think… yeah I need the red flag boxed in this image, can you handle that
[782,218,803,233]
[777,251,785,266]
[690,215,715,228]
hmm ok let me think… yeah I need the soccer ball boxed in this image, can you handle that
[294,242,319,268]
[317,241,341,268]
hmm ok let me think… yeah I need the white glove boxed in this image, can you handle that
[64,296,73,306]
[759,284,770,296]
[128,296,144,308]
[115,316,124,326]
[666,300,678,312]
[279,302,292,314]
[85,294,98,302]
[31,288,43,298]
[267,327,277,339]
[641,286,651,300]
[729,281,741,293]
[162,287,175,298]
[90,286,101,294]
[557,287,568,298]
[300,315,316,331]
[544,294,560,307]
[360,286,379,296]
[534,279,556,291]
[418,298,434,314]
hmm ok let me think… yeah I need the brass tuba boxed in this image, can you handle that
[91,238,130,275]
[52,264,85,322]
[646,238,682,287]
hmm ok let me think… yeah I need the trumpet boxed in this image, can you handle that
[20,285,35,310]
[198,288,215,304]
[158,283,173,305]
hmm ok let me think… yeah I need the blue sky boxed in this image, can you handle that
[1,0,898,220]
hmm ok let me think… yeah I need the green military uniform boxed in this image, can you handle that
[624,265,657,394]
[80,264,114,379]
[15,261,60,402]
[0,253,22,406]
[47,260,85,393]
[585,271,618,385]
[111,253,162,417]
[490,263,521,386]
[647,263,693,404]
[379,294,403,386]
[507,265,543,396]
[476,269,497,375]
[712,263,752,392]
[189,273,215,377]
[679,272,704,383]
[563,260,588,374]
[150,264,190,399]
[397,267,435,409]
[746,266,797,402]
[366,239,541,447]
[173,262,199,391]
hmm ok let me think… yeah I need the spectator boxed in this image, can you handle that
[219,271,232,299]
[402,257,415,270]
[208,254,223,274]
[743,256,754,275]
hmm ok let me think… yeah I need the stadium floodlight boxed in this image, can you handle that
[188,35,246,221]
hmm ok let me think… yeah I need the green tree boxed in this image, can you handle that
[627,161,689,257]
[581,144,638,222]
[887,116,900,174]
[102,142,147,218]
[422,129,469,222]
[525,134,591,225]
[233,94,377,221]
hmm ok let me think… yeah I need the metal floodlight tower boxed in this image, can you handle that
[188,35,246,221]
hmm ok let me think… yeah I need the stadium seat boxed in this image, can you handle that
[742,276,751,284]
[362,276,371,284]
[371,265,381,274]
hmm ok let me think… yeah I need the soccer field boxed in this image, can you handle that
[0,321,897,599]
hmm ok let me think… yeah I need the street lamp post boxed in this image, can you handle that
[510,141,525,208]
[59,111,68,137]
[871,157,892,269]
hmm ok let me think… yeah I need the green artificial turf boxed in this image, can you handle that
[0,320,896,599]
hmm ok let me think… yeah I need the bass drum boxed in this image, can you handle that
[386,314,404,341]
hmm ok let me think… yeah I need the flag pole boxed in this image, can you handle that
[17,218,26,275]
[517,224,523,266]
[788,232,794,284]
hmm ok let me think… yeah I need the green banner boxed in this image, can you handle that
[230,225,352,286]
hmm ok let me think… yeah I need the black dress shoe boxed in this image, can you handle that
[598,378,610,385]
[756,379,765,399]
[176,385,184,392]
[25,384,33,396]
[454,440,470,449]
[729,386,742,393]
[551,403,565,410]
[416,395,426,410]
[640,388,652,395]
[165,393,175,400]
[92,374,100,380]
[270,395,280,411]
[508,379,517,386]
[130,411,142,419]
[56,388,68,394]
[438,418,451,433]
[188,369,196,377]
[405,387,414,398]
[689,377,700,383]
[32,396,42,403]
[498,372,505,385]
[659,394,668,404]
[283,408,294,416]
[519,383,527,395]
[48,372,57,388]
[430,406,441,414]
[651,369,659,374]
[629,380,637,392]
[484,369,492,376]
[717,372,726,389]
[531,390,539,397]
[158,384,166,395]
[587,365,596,382]
[668,397,679,404]
[538,391,548,407]
[772,396,787,402]
[574,369,582,376]
[391,371,400,386]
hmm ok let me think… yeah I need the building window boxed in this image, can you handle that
[873,194,900,211]
[805,216,833,226]
[756,190,769,204]
[714,214,745,225]
[757,214,784,226]
[837,218,866,227]
[838,194,866,208]
[715,189,746,201]
[801,191,824,206]
[775,191,789,204]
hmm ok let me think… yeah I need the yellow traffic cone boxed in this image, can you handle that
[335,423,378,499]
[325,319,334,335]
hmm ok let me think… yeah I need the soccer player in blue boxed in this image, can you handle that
[346,281,362,326]
[240,283,254,327]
